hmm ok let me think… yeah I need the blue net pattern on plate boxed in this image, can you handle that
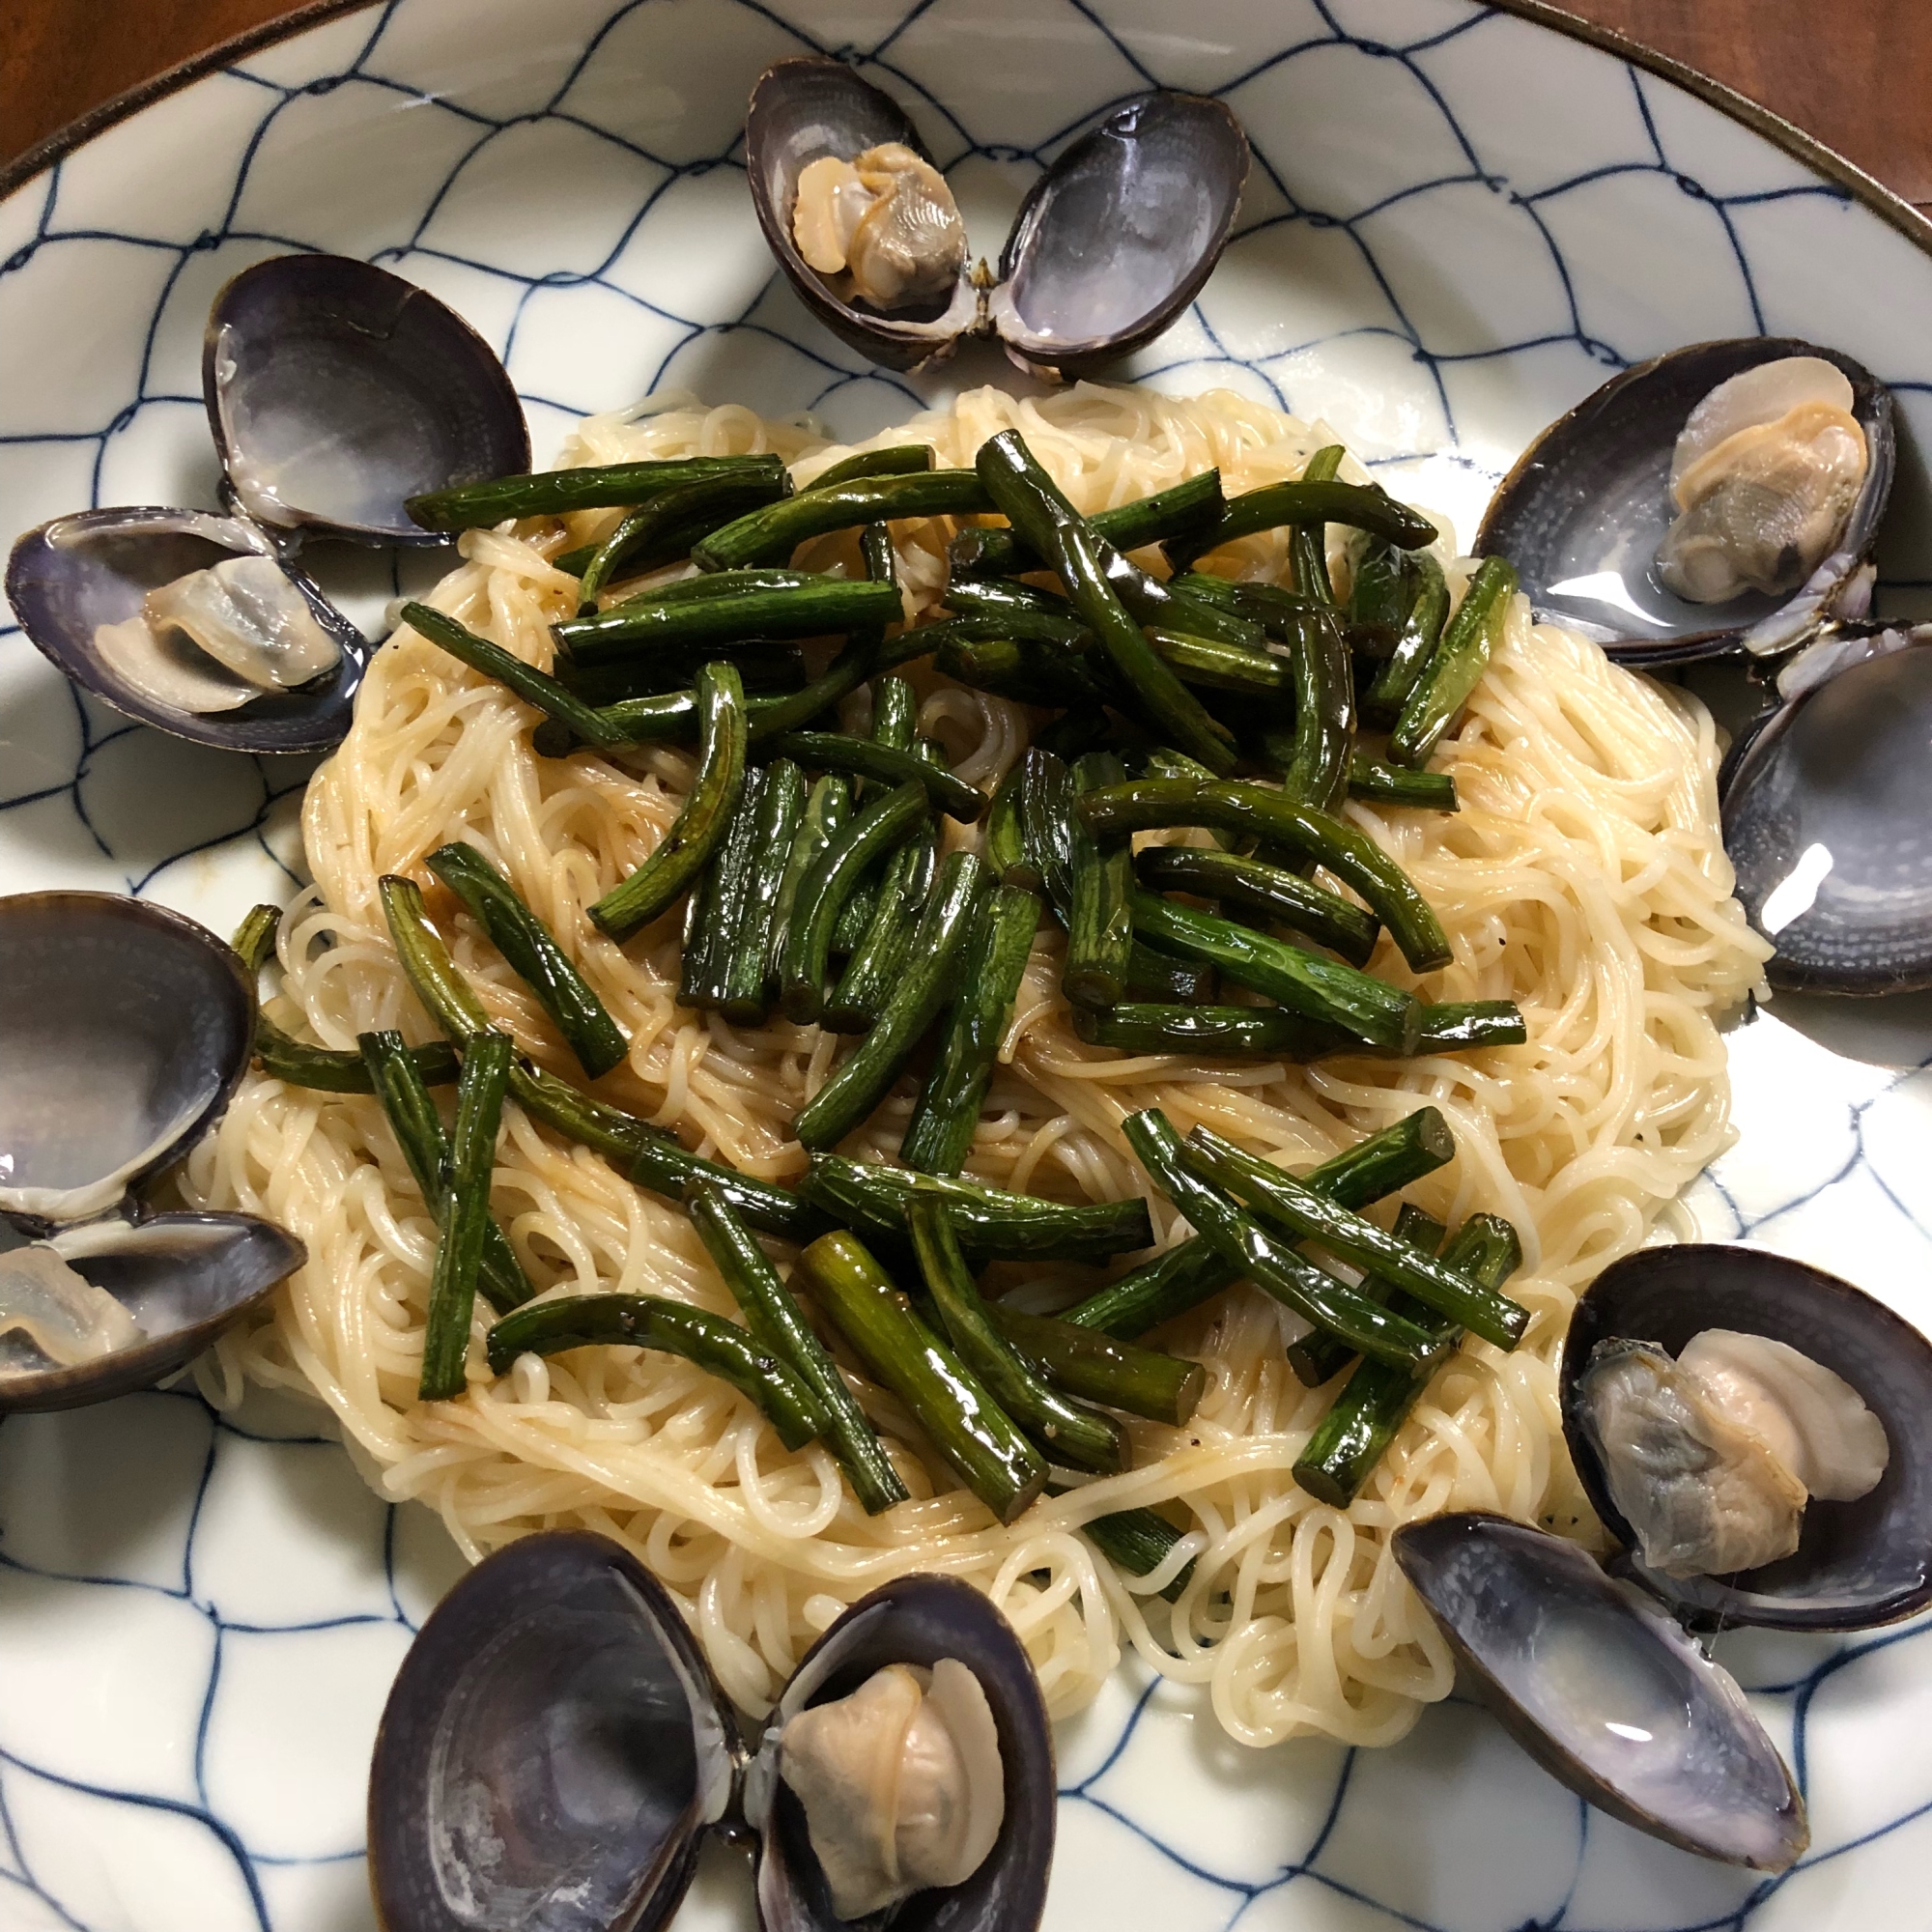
[2,1,1931,1926]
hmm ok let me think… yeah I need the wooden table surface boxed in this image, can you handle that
[5,0,1930,211]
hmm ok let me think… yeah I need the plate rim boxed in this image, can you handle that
[4,0,1930,277]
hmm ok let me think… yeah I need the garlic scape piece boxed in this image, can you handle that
[1476,337,1893,666]
[749,58,1247,380]
[0,892,304,1411]
[1562,1243,1932,1631]
[368,1533,1055,1932]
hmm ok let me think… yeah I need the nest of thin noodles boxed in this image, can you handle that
[185,384,1771,1748]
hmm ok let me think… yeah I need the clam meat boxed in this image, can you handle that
[93,552,342,717]
[1657,356,1869,604]
[793,145,967,313]
[779,1657,1005,1919]
[1576,1330,1888,1577]
[0,1238,146,1374]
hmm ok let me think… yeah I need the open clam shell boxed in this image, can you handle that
[1561,1244,1932,1630]
[1394,1512,1808,1872]
[747,59,1246,381]
[5,507,369,754]
[0,892,255,1234]
[0,1211,304,1413]
[747,1572,1056,1932]
[204,253,529,545]
[368,1531,744,1932]
[1475,338,1893,667]
[1721,632,1932,992]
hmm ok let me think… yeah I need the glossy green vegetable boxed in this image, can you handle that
[1347,753,1458,810]
[932,630,1109,708]
[406,454,790,532]
[1293,1214,1521,1505]
[1388,555,1518,767]
[767,732,986,821]
[1130,889,1420,1053]
[1062,1106,1455,1338]
[591,663,748,942]
[1166,474,1436,572]
[575,471,790,603]
[975,430,1236,774]
[426,842,627,1077]
[1287,1204,1443,1388]
[1278,607,1354,811]
[948,469,1225,577]
[1064,753,1136,1010]
[1363,549,1451,724]
[831,677,920,957]
[1414,1000,1527,1051]
[1133,843,1380,968]
[824,749,942,1036]
[718,759,807,1024]
[804,1154,1153,1264]
[485,1293,821,1450]
[1125,943,1216,1005]
[696,470,991,570]
[804,444,935,491]
[909,1200,1129,1472]
[900,885,1041,1175]
[986,1302,1203,1426]
[1184,1124,1529,1350]
[1145,627,1292,696]
[768,774,850,994]
[678,765,768,1012]
[1289,445,1346,606]
[405,601,627,750]
[1071,997,1524,1062]
[797,1231,1044,1522]
[1079,778,1453,972]
[793,851,986,1149]
[555,577,901,666]
[984,760,1033,888]
[1124,1110,1445,1369]
[357,1030,532,1316]
[418,1030,513,1401]
[779,780,929,1024]
[1078,1503,1199,1600]
[686,1183,907,1510]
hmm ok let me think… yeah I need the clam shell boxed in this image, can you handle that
[748,1572,1056,1932]
[1394,1511,1807,1871]
[0,892,255,1234]
[1475,338,1893,666]
[1561,1244,1932,1629]
[204,253,528,545]
[5,507,368,754]
[367,1530,744,1932]
[0,1212,304,1413]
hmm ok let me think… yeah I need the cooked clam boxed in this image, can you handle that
[368,1531,1054,1932]
[6,508,367,754]
[1562,1244,1932,1630]
[1394,1513,1808,1872]
[205,253,529,545]
[1476,338,1893,666]
[749,58,1247,380]
[0,891,305,1411]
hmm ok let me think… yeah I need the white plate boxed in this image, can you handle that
[3,3,1931,1926]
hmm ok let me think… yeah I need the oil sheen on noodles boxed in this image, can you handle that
[185,383,1772,1748]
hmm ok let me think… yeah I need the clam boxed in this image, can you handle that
[367,1529,1055,1931]
[0,891,305,1411]
[1719,625,1932,992]
[1476,338,1893,666]
[6,508,366,754]
[748,58,1247,380]
[1561,1243,1932,1631]
[205,253,528,545]
[6,254,527,754]
[1394,1514,1808,1872]
[1393,1239,1930,1868]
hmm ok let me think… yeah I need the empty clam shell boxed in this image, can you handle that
[368,1530,743,1932]
[748,59,1247,381]
[1561,1245,1932,1630]
[1722,633,1932,992]
[1394,1511,1808,1872]
[0,892,255,1234]
[205,253,529,544]
[5,507,368,753]
[1476,338,1893,666]
[748,1573,1055,1932]
[0,1211,304,1413]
